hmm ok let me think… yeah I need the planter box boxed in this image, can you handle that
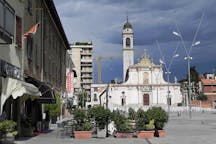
[21,128,33,137]
[137,131,154,139]
[115,132,133,138]
[74,131,92,139]
[0,134,15,144]
[97,128,106,138]
[154,129,165,137]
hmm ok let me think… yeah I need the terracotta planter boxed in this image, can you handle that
[115,132,133,138]
[137,130,154,139]
[154,129,165,137]
[74,131,92,139]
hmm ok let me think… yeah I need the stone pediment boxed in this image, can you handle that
[132,54,159,68]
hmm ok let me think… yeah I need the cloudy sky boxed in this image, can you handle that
[53,0,216,83]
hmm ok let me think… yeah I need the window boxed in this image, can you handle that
[93,94,97,101]
[27,0,32,15]
[126,38,130,47]
[27,37,33,60]
[16,16,22,48]
[143,94,149,106]
[5,5,14,35]
[0,1,15,43]
[121,98,125,106]
[93,87,98,92]
[0,2,3,27]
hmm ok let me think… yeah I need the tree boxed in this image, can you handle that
[197,92,208,101]
[44,93,61,118]
[78,89,88,108]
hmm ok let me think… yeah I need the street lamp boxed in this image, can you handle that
[173,31,200,119]
[160,54,179,115]
[157,41,179,115]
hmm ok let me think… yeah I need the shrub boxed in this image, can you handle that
[135,109,150,131]
[112,112,132,132]
[73,108,93,131]
[88,106,111,129]
[144,119,155,131]
[146,107,168,130]
[0,120,17,135]
[83,121,93,131]
[128,108,136,120]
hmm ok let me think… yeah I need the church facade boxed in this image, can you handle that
[86,19,182,111]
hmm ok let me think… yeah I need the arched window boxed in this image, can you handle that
[126,38,130,47]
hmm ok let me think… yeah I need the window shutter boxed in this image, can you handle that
[16,16,22,48]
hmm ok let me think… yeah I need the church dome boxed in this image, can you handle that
[123,21,132,29]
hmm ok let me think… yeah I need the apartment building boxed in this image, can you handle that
[70,42,93,102]
[1,0,69,136]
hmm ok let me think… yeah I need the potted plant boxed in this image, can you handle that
[73,108,93,139]
[88,106,111,138]
[146,107,168,137]
[20,115,33,137]
[136,109,155,138]
[128,108,136,130]
[112,112,133,138]
[0,120,17,143]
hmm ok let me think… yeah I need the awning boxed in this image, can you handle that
[10,81,41,99]
[0,77,41,113]
[25,77,56,104]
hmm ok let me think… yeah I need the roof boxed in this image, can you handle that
[123,17,132,29]
[201,79,216,85]
[44,0,70,49]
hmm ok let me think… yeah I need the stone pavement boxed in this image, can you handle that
[14,125,150,144]
[14,110,216,144]
[149,111,216,144]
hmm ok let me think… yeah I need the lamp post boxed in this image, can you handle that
[160,55,178,115]
[173,31,200,119]
[157,41,179,115]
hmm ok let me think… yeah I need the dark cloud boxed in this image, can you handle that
[53,0,216,82]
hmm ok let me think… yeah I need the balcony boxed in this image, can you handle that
[81,59,92,63]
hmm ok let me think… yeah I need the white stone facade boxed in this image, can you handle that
[88,55,182,111]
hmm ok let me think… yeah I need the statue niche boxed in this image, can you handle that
[143,72,149,84]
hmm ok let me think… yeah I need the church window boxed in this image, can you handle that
[93,94,98,101]
[143,72,149,84]
[126,38,130,47]
[121,98,125,106]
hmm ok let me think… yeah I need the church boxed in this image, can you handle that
[86,19,182,111]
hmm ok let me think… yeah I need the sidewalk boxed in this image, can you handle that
[15,124,150,144]
[14,111,216,144]
[149,111,216,144]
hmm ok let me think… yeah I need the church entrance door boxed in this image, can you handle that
[143,94,149,106]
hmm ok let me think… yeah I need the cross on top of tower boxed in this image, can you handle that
[123,12,132,29]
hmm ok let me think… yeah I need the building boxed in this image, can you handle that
[123,17,134,81]
[70,42,93,102]
[87,19,182,111]
[200,73,216,108]
[1,0,69,136]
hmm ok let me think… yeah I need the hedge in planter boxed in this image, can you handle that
[112,112,133,138]
[135,109,155,138]
[73,108,93,139]
[146,107,168,137]
[0,120,17,143]
[88,106,111,137]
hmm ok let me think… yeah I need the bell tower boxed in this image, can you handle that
[122,17,134,81]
